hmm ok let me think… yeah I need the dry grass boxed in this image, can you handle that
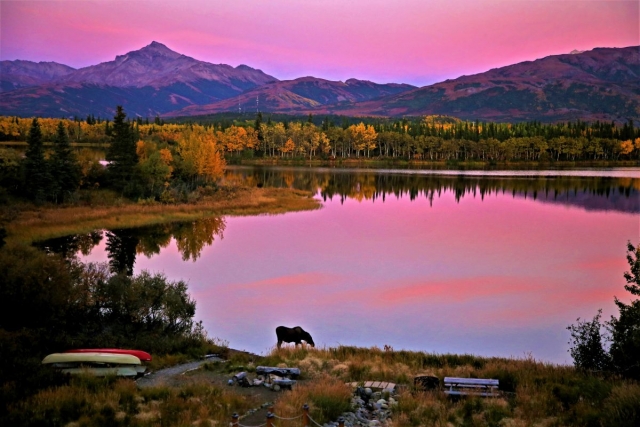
[2,185,320,244]
[262,346,640,427]
[273,375,352,425]
[7,346,640,426]
[11,375,260,427]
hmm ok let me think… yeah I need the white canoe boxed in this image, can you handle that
[59,366,139,378]
[42,352,141,365]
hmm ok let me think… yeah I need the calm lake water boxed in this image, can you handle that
[42,167,640,364]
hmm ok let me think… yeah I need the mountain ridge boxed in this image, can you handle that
[167,76,417,117]
[1,43,638,122]
[309,46,640,122]
[0,60,76,92]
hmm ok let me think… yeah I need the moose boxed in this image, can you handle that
[276,326,315,349]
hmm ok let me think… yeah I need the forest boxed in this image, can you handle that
[1,113,639,170]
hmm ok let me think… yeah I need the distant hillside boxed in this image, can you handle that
[316,46,640,122]
[0,42,278,118]
[0,60,75,92]
[166,77,416,117]
[1,44,637,123]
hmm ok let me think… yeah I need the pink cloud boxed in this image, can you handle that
[236,272,341,289]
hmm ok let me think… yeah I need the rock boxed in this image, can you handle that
[377,400,388,410]
[368,421,381,427]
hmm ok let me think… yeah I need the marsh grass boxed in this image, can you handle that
[265,346,640,427]
[2,185,319,244]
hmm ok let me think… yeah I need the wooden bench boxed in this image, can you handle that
[444,377,499,397]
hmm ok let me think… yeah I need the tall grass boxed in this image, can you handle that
[273,375,352,425]
[264,346,640,427]
[9,375,260,427]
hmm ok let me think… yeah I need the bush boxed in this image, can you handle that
[567,310,612,372]
[568,242,639,378]
[0,243,219,418]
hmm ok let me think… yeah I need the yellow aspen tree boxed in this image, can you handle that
[243,128,259,151]
[281,138,295,157]
[620,140,634,156]
[177,126,225,182]
[313,131,331,156]
[348,123,377,157]
[223,126,249,155]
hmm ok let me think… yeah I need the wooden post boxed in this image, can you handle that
[231,413,238,427]
[338,416,345,427]
[266,412,274,427]
[302,403,309,427]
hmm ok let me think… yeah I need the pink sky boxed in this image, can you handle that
[2,1,636,86]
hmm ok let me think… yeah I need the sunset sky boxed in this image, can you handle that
[1,0,638,86]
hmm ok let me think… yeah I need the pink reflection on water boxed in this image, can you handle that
[121,186,637,363]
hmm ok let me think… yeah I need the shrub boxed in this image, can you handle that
[567,310,612,372]
[568,242,640,379]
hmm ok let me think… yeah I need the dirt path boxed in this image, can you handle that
[136,358,220,388]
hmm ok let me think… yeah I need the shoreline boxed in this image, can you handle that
[229,157,640,170]
[2,185,320,245]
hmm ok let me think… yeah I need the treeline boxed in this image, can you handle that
[0,106,226,203]
[1,114,639,162]
[227,168,639,210]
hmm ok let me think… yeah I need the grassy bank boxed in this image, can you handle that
[10,346,639,426]
[1,184,320,245]
[232,157,639,170]
[240,346,640,426]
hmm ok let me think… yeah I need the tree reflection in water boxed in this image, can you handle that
[36,217,226,274]
[226,167,640,213]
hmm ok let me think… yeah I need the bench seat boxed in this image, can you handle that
[444,377,499,397]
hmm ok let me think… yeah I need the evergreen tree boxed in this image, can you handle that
[23,118,50,202]
[106,106,138,191]
[609,242,640,379]
[50,121,81,203]
[254,112,263,138]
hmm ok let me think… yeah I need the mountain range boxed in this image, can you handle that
[1,41,638,122]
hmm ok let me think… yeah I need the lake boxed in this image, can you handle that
[42,166,640,364]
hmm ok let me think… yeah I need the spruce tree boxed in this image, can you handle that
[23,118,50,202]
[106,106,138,191]
[50,121,81,203]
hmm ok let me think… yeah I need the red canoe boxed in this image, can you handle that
[65,348,152,361]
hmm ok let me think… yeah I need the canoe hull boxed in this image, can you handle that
[59,367,139,378]
[65,348,152,362]
[43,352,141,365]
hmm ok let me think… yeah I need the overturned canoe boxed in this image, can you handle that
[65,348,152,362]
[58,366,139,378]
[42,352,141,365]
